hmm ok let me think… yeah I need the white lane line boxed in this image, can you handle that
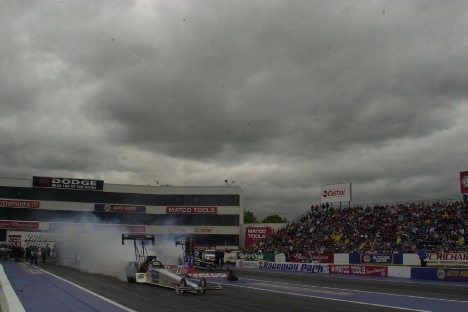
[218,281,429,312]
[238,277,468,304]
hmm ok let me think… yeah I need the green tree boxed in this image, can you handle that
[261,214,288,223]
[244,210,258,223]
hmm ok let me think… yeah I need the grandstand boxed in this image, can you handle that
[252,200,467,256]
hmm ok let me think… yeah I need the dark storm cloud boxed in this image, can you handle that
[1,1,467,220]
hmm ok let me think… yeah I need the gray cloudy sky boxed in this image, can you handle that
[1,1,467,221]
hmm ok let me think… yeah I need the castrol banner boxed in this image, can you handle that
[329,265,388,277]
[460,171,468,193]
[320,182,352,204]
[245,225,274,249]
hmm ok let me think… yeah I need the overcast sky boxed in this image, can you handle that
[1,1,467,221]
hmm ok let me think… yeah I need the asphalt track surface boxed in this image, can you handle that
[31,261,468,312]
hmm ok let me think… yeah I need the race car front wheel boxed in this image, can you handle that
[198,278,207,294]
[178,278,188,294]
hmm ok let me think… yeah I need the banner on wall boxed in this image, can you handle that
[0,221,39,230]
[245,225,274,249]
[329,265,388,277]
[95,204,146,213]
[33,176,104,191]
[0,199,40,208]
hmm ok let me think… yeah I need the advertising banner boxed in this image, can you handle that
[427,253,468,266]
[460,171,468,193]
[0,199,40,209]
[0,221,39,230]
[95,204,146,213]
[329,265,388,277]
[412,268,468,281]
[245,225,274,249]
[320,182,352,204]
[8,235,21,247]
[288,252,334,263]
[259,261,329,274]
[237,260,261,269]
[93,224,145,233]
[33,176,104,191]
[49,223,85,232]
[361,254,393,264]
[7,232,66,248]
[166,207,218,214]
[166,226,217,234]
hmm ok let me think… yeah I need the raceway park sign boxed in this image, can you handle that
[258,261,329,274]
[8,232,66,248]
[0,199,40,208]
[33,176,104,191]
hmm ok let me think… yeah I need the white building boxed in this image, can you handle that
[0,176,244,248]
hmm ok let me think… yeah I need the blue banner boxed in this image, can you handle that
[412,268,468,282]
[95,204,146,213]
[361,254,393,264]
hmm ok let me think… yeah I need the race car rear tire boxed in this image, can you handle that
[198,278,207,294]
[126,262,138,283]
[179,278,187,294]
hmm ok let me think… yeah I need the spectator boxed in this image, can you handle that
[219,250,225,271]
[259,201,467,255]
[30,246,38,265]
[417,246,427,267]
[41,244,51,262]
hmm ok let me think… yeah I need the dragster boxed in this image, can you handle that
[122,234,222,294]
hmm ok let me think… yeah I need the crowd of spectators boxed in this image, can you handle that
[256,201,467,254]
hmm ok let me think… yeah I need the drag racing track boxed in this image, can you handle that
[36,261,468,312]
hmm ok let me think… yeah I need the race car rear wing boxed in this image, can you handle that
[121,234,155,246]
[122,234,156,265]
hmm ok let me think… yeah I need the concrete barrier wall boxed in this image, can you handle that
[334,253,349,264]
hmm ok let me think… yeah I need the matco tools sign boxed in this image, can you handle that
[33,176,104,191]
[245,225,274,249]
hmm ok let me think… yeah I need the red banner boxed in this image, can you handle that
[0,221,39,230]
[8,235,22,247]
[0,200,40,208]
[245,225,274,249]
[329,265,388,277]
[460,171,468,193]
